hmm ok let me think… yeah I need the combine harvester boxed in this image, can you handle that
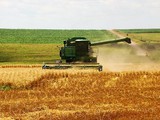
[42,37,131,71]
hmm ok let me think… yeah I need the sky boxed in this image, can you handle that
[0,0,160,29]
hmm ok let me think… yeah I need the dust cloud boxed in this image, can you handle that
[130,42,147,56]
[96,44,160,72]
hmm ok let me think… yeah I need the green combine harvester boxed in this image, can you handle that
[42,37,131,71]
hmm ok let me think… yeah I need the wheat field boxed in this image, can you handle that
[0,67,160,120]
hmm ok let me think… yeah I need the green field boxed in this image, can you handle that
[0,29,160,64]
[118,29,160,43]
[0,29,117,64]
[119,29,160,33]
[0,29,115,43]
[0,44,61,64]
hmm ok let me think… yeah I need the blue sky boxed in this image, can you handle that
[0,0,160,29]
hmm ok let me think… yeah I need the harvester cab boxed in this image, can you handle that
[42,37,131,71]
[60,37,96,63]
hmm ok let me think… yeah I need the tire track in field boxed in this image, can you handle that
[109,29,125,38]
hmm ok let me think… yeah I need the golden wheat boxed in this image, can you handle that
[0,67,160,119]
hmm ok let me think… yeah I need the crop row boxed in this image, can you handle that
[0,29,115,43]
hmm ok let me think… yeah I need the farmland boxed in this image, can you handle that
[114,29,160,63]
[0,44,60,64]
[0,29,116,43]
[0,29,116,64]
[0,68,160,119]
[118,29,160,43]
[0,29,160,64]
[0,29,160,119]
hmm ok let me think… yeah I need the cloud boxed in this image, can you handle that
[0,0,160,29]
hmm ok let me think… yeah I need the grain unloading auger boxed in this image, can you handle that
[42,37,131,71]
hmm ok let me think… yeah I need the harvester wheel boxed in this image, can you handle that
[98,66,103,71]
[42,65,47,69]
